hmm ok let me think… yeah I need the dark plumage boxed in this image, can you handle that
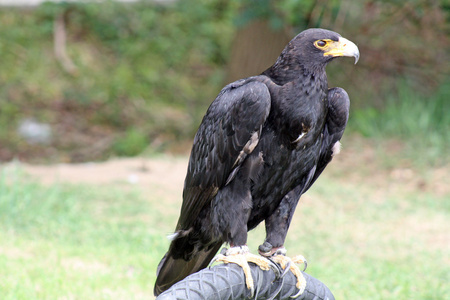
[154,28,359,296]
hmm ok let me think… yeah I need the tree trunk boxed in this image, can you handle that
[225,20,292,84]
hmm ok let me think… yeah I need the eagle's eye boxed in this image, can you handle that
[315,40,327,48]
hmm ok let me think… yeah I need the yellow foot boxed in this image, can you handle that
[271,253,307,297]
[212,246,272,296]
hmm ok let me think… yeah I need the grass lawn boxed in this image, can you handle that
[0,148,448,299]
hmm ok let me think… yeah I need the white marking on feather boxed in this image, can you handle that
[293,123,310,144]
[167,232,179,241]
[331,141,341,156]
[247,131,259,153]
[292,132,305,143]
[232,131,260,168]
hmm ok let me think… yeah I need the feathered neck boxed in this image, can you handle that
[262,43,328,85]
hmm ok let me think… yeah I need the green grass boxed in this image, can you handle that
[0,165,168,299]
[245,174,449,299]
[350,83,450,166]
[1,157,448,299]
[295,179,448,299]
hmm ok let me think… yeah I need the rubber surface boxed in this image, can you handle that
[156,262,335,300]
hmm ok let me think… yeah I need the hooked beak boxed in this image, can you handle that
[324,37,360,64]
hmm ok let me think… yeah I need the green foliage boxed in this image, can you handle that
[0,0,448,165]
[112,128,148,157]
[0,0,235,161]
[237,0,448,105]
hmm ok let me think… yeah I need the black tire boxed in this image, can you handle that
[156,262,334,300]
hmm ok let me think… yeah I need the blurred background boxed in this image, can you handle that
[0,1,449,299]
[0,0,448,165]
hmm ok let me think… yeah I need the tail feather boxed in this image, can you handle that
[154,242,222,296]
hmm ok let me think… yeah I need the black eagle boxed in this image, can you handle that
[154,28,359,296]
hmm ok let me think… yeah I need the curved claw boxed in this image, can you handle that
[270,254,307,297]
[213,246,307,298]
[212,246,278,298]
[292,255,308,272]
[277,257,292,278]
[266,256,283,278]
[291,287,304,299]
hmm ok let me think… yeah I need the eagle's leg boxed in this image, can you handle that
[258,189,307,295]
[212,245,275,296]
[258,189,299,256]
[211,182,277,296]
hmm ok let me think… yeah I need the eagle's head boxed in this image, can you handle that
[282,28,360,74]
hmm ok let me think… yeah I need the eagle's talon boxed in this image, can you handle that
[271,254,307,294]
[291,288,304,299]
[292,255,307,272]
[274,258,291,278]
[266,256,283,278]
[209,253,224,268]
[213,246,276,297]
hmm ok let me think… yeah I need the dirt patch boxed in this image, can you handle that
[327,136,449,197]
[2,136,448,199]
[0,245,33,260]
[7,156,188,198]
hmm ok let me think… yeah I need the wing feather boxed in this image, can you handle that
[177,79,271,229]
[304,87,350,192]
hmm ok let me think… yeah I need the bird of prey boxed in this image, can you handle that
[154,28,359,296]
